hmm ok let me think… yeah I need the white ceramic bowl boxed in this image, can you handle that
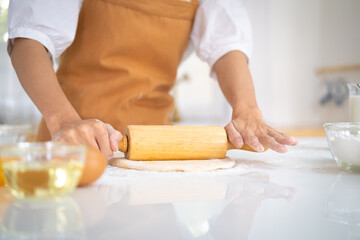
[323,122,360,172]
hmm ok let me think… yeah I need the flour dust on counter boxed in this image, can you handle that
[109,157,236,172]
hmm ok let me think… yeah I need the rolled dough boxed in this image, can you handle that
[109,157,235,172]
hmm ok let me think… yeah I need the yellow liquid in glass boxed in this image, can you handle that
[2,161,83,199]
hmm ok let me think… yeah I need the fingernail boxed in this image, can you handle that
[257,144,264,152]
[112,140,119,152]
[280,146,288,153]
[289,136,298,145]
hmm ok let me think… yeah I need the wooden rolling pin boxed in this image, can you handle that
[118,125,266,160]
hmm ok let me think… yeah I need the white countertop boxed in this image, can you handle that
[0,137,359,240]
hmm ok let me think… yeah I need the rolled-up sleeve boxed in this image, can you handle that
[7,0,82,61]
[191,0,253,68]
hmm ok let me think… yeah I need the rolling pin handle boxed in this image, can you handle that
[118,135,128,153]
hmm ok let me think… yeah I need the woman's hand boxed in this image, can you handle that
[213,50,298,153]
[225,107,298,153]
[52,119,122,159]
[10,39,122,158]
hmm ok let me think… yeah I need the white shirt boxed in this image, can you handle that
[7,0,252,69]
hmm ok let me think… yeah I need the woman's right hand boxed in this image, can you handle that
[10,39,122,159]
[52,119,122,159]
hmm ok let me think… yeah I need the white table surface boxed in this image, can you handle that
[0,137,359,240]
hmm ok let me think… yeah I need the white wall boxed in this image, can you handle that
[245,0,360,129]
[175,54,231,126]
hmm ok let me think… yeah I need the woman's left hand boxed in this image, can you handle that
[225,107,298,153]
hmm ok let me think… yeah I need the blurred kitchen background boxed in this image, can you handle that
[0,0,359,136]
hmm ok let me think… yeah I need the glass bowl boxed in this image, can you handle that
[0,124,34,187]
[0,142,87,199]
[0,124,33,145]
[323,122,360,172]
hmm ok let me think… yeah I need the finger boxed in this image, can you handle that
[259,135,288,153]
[286,136,298,146]
[56,129,83,145]
[242,133,264,152]
[268,128,298,146]
[77,125,101,150]
[105,124,123,152]
[225,122,244,148]
[92,121,113,159]
[82,136,99,150]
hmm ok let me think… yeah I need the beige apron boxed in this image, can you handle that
[37,0,198,141]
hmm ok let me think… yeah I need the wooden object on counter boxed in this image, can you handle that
[316,64,360,75]
[282,128,325,137]
[118,125,263,161]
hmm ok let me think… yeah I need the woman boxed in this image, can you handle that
[8,0,298,158]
